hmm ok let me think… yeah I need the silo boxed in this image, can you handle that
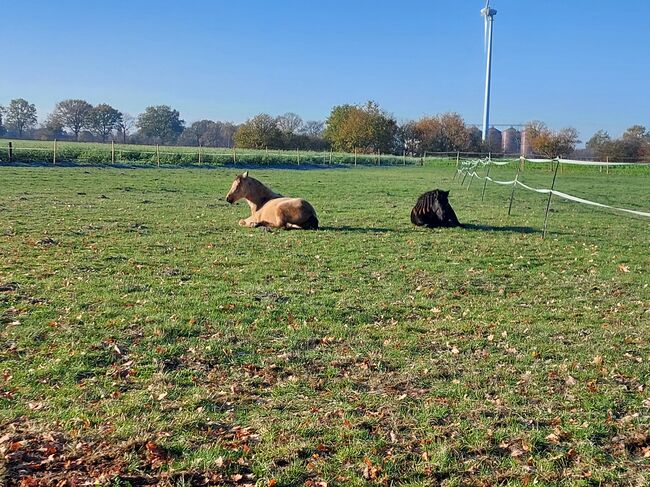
[502,127,520,154]
[520,129,533,156]
[487,127,502,153]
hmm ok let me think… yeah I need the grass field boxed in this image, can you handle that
[0,162,649,486]
[0,139,423,166]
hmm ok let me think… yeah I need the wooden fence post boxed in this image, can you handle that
[329,148,333,165]
[354,148,357,166]
[606,156,609,175]
[296,148,300,165]
[403,150,406,165]
[377,150,381,166]
[111,140,115,164]
[156,144,160,167]
[542,159,561,238]
[8,142,13,163]
[233,146,236,163]
[198,144,202,164]
[53,139,57,165]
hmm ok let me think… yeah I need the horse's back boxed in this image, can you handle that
[260,197,318,228]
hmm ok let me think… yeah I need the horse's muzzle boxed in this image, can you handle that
[226,196,233,204]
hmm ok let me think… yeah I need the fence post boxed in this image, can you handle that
[296,148,300,165]
[354,148,357,166]
[156,144,160,167]
[8,142,13,163]
[53,139,57,165]
[111,140,115,164]
[377,150,380,166]
[198,144,202,164]
[542,158,561,239]
[481,162,491,201]
[508,157,523,216]
[329,148,333,165]
[606,156,609,175]
[233,146,236,163]
[403,150,406,166]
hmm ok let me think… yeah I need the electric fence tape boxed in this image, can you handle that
[458,157,650,218]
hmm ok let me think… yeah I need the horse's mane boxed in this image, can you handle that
[246,177,282,205]
[413,190,439,215]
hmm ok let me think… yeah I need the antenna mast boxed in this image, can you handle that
[481,1,497,142]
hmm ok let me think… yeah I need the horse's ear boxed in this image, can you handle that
[242,171,249,179]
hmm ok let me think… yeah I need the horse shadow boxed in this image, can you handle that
[461,223,537,234]
[319,225,397,233]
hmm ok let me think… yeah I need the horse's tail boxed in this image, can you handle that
[303,213,319,230]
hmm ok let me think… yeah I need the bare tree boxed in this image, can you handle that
[301,120,324,137]
[275,112,303,134]
[116,114,135,144]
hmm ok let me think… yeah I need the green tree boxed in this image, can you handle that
[324,101,397,153]
[136,105,184,144]
[51,99,93,140]
[4,98,37,137]
[234,114,283,149]
[86,103,123,142]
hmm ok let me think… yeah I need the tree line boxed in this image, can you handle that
[1,97,647,160]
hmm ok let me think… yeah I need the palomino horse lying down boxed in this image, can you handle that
[226,172,319,229]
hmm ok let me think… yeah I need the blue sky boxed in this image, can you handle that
[2,0,649,140]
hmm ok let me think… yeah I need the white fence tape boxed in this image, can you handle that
[458,161,650,219]
[515,181,650,217]
[524,157,650,167]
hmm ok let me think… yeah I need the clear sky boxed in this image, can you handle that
[2,0,648,141]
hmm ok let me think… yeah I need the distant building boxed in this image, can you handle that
[487,127,502,153]
[502,127,521,154]
[520,129,533,156]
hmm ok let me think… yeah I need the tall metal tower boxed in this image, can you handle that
[481,1,497,142]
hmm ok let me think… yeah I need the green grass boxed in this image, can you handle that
[0,162,648,486]
[0,138,423,166]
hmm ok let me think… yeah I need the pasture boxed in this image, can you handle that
[0,163,648,486]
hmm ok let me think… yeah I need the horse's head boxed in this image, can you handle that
[226,171,250,204]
